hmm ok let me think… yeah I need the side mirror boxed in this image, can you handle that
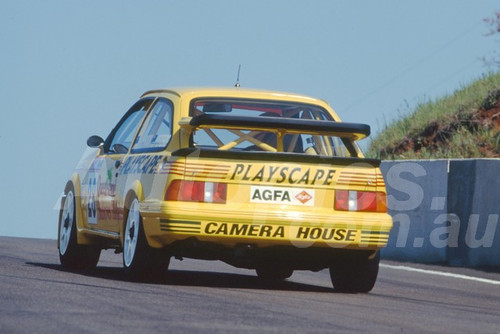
[87,135,104,148]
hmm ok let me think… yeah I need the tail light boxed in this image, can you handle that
[335,190,387,212]
[165,180,227,204]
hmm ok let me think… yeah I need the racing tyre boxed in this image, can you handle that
[123,198,170,281]
[329,252,380,293]
[58,186,101,270]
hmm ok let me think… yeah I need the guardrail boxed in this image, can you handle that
[380,159,500,269]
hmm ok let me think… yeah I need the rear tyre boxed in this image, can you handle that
[329,252,380,293]
[58,186,101,270]
[123,198,169,281]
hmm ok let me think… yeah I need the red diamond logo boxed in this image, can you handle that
[295,191,312,204]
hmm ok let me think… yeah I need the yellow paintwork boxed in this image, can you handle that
[139,156,391,250]
[61,87,392,252]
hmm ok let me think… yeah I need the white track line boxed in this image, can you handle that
[380,264,500,285]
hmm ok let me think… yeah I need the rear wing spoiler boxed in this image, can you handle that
[171,147,381,167]
[180,114,371,141]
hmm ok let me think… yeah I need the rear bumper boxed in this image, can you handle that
[140,201,393,250]
[158,238,379,271]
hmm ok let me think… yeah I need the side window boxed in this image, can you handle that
[104,98,154,154]
[132,98,173,152]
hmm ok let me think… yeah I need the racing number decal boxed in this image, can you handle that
[87,174,98,224]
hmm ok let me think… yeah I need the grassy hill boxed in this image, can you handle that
[367,71,500,160]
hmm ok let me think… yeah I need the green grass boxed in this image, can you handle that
[367,71,500,160]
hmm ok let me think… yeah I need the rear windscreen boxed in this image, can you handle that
[190,99,357,157]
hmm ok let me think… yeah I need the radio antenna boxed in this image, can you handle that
[234,64,241,87]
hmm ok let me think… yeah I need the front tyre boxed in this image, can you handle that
[58,186,100,270]
[329,251,380,293]
[123,198,169,280]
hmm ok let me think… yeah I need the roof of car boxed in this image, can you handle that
[140,87,330,107]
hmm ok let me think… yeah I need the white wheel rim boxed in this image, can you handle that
[59,190,74,255]
[124,199,140,267]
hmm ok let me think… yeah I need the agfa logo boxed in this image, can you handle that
[250,186,315,206]
[295,190,312,204]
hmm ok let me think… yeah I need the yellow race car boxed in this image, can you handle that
[58,87,392,292]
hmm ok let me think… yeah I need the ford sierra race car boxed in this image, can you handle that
[57,87,392,292]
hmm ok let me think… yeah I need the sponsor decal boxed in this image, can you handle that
[250,186,315,206]
[97,176,122,221]
[295,190,312,204]
[294,226,358,241]
[202,222,359,242]
[205,222,285,238]
[230,164,336,186]
[86,173,98,224]
[119,154,163,175]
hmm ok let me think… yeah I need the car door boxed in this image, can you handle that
[119,97,175,204]
[83,98,155,233]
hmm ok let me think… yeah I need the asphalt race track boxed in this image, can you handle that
[1,237,499,333]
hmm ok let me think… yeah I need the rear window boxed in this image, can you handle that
[190,99,356,157]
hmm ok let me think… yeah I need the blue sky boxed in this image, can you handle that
[1,0,498,239]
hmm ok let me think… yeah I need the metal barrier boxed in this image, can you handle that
[380,159,500,269]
